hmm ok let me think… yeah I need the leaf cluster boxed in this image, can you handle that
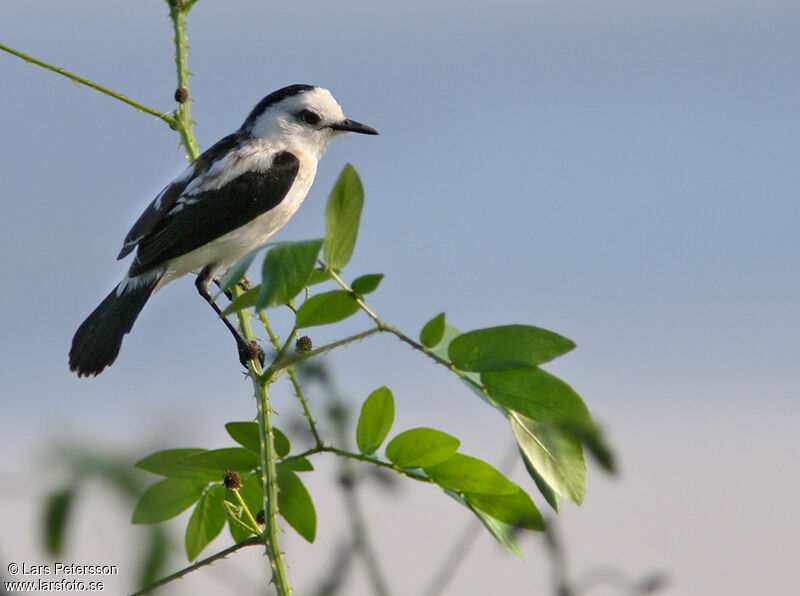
[133,423,314,561]
[131,162,614,570]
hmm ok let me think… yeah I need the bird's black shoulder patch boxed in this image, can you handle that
[242,85,316,130]
[129,151,301,275]
[119,133,247,259]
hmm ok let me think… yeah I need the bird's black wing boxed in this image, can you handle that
[118,133,243,260]
[128,151,299,275]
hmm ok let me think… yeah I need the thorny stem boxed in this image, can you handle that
[130,537,262,595]
[0,42,179,130]
[256,312,324,447]
[274,327,382,372]
[285,446,433,485]
[324,267,495,400]
[167,4,288,591]
[232,287,293,595]
[4,5,290,594]
[167,0,200,159]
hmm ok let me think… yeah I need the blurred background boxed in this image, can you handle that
[1,1,798,594]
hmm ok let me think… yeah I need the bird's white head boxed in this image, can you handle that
[242,84,377,159]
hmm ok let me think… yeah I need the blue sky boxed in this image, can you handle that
[1,1,798,594]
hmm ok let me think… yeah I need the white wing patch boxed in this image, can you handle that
[183,143,277,198]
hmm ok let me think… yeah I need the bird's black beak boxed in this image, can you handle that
[330,119,379,135]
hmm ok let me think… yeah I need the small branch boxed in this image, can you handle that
[286,445,431,484]
[274,327,382,372]
[232,488,263,536]
[324,268,494,400]
[130,536,262,595]
[257,312,323,446]
[289,368,323,447]
[262,322,299,380]
[232,288,293,595]
[167,1,200,159]
[0,42,178,130]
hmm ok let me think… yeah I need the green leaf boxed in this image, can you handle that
[427,323,505,413]
[257,239,323,310]
[449,325,575,372]
[277,467,316,542]
[351,273,384,295]
[466,487,544,531]
[510,412,586,504]
[225,423,290,459]
[135,449,220,482]
[295,290,359,328]
[227,473,262,543]
[43,489,73,556]
[420,312,446,348]
[225,422,260,453]
[356,386,395,455]
[522,450,560,512]
[385,428,460,469]
[424,454,517,495]
[178,448,260,473]
[428,323,461,362]
[282,457,314,472]
[132,478,207,524]
[185,484,226,560]
[481,368,593,427]
[220,286,260,317]
[307,268,333,286]
[324,164,364,269]
[447,491,521,558]
[273,428,291,458]
[218,248,260,294]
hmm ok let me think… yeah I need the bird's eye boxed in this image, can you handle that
[297,109,321,125]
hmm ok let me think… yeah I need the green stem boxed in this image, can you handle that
[274,327,382,372]
[258,311,322,446]
[233,488,262,535]
[0,42,178,130]
[167,1,200,159]
[231,289,292,595]
[130,536,262,595]
[255,312,323,445]
[286,445,432,484]
[324,268,493,399]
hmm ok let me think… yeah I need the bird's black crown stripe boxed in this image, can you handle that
[242,84,316,129]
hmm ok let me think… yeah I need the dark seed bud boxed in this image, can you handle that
[256,509,266,525]
[174,87,188,103]
[295,335,313,353]
[223,470,241,490]
[242,341,261,361]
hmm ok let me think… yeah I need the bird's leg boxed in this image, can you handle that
[212,275,252,301]
[196,269,265,368]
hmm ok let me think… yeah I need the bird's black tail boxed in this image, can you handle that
[69,274,161,377]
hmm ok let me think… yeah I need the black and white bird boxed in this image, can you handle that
[69,84,377,377]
